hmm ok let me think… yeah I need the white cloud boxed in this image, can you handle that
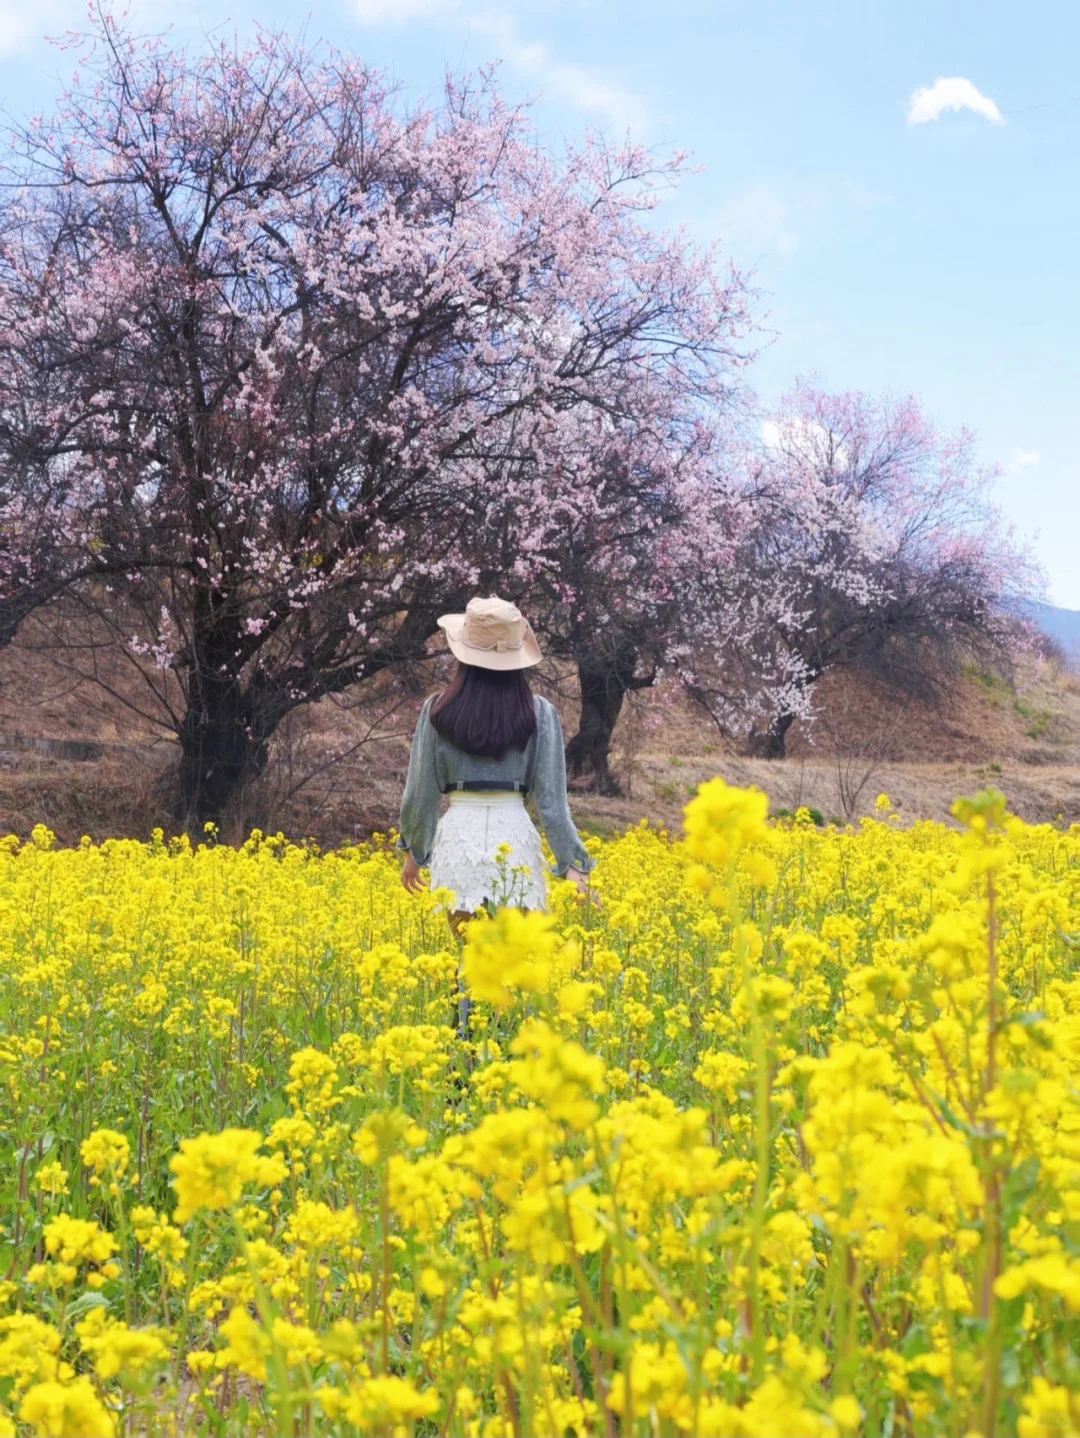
[907,76,1004,127]
[712,179,831,260]
[350,0,646,132]
[1009,448,1041,470]
[760,419,783,449]
[707,176,893,263]
[762,416,850,471]
[465,9,645,131]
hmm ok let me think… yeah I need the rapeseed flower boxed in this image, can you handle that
[0,781,1076,1433]
[18,1378,114,1437]
[461,906,565,1010]
[170,1129,287,1222]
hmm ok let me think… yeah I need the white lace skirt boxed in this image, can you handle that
[428,792,548,913]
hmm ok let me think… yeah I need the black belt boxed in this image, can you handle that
[443,779,529,795]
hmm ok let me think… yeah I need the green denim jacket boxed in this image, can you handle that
[397,694,594,877]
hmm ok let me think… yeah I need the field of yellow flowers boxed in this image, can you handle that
[0,782,1078,1437]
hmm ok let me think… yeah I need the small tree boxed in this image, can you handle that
[0,9,753,824]
[685,380,1038,756]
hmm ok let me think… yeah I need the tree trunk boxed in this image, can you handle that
[172,599,442,832]
[176,669,273,831]
[747,709,797,759]
[565,647,643,796]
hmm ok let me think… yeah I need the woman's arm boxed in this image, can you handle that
[529,698,595,878]
[397,697,441,878]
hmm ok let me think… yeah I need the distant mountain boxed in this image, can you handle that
[1020,601,1080,658]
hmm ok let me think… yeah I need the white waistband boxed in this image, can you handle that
[446,790,525,806]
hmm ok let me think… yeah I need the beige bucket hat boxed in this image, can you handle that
[437,596,543,671]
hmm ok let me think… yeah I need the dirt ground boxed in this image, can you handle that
[1,628,1078,845]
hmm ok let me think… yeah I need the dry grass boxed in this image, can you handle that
[1,627,1078,845]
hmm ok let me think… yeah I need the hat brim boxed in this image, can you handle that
[436,614,544,671]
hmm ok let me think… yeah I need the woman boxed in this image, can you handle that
[398,595,594,927]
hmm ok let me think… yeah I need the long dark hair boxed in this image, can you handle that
[429,662,537,759]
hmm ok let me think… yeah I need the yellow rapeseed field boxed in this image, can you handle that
[0,782,1078,1437]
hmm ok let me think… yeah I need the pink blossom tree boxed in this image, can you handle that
[456,356,751,793]
[683,379,1039,756]
[514,420,738,794]
[0,10,754,824]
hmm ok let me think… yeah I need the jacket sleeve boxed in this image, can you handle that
[397,697,441,866]
[528,698,595,877]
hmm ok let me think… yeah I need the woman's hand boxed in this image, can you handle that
[401,853,427,895]
[566,866,600,907]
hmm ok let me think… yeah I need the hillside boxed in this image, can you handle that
[1,617,1078,845]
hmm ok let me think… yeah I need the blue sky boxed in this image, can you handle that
[3,0,1077,604]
